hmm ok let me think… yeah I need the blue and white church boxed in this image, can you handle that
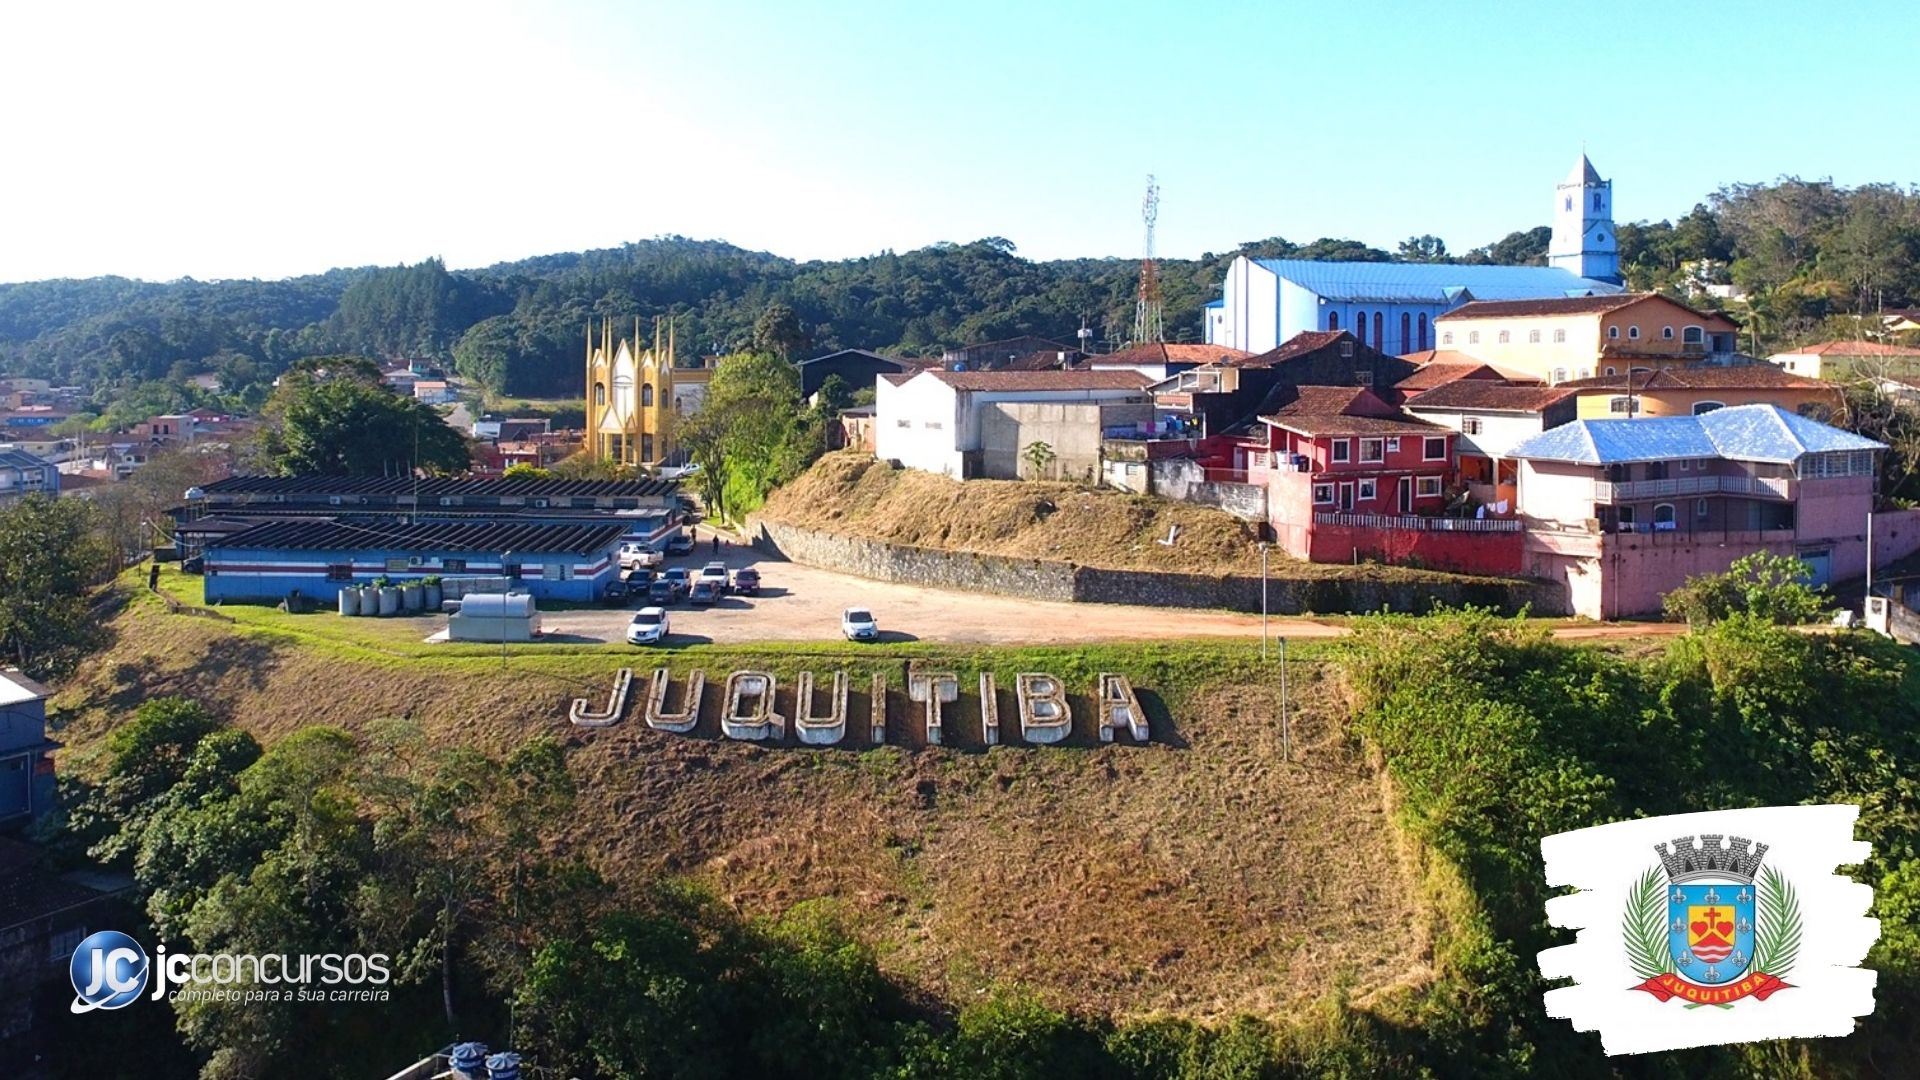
[1208,155,1625,356]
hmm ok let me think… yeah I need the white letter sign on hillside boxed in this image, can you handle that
[1537,805,1879,1054]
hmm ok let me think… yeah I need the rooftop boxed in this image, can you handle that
[1260,412,1446,437]
[797,348,913,368]
[1,666,51,706]
[0,837,105,933]
[0,447,55,471]
[1505,403,1886,465]
[1249,259,1622,305]
[211,519,631,555]
[917,370,1152,392]
[1773,340,1920,358]
[196,474,679,500]
[1403,381,1578,413]
[1094,342,1254,367]
[1436,293,1738,324]
[1392,361,1519,392]
[1556,366,1832,392]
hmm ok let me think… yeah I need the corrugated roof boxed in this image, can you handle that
[1249,259,1622,304]
[0,448,56,471]
[1506,404,1885,465]
[922,370,1152,392]
[198,474,678,499]
[210,519,631,554]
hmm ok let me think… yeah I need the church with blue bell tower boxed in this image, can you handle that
[1548,153,1621,284]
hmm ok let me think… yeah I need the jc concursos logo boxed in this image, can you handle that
[70,930,148,1013]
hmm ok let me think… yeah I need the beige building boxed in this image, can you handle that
[1769,340,1920,381]
[1433,294,1742,385]
[585,319,678,467]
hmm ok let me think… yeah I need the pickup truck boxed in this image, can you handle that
[618,540,663,570]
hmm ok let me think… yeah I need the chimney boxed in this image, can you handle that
[448,1043,487,1080]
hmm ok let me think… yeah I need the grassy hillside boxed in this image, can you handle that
[53,583,1430,1022]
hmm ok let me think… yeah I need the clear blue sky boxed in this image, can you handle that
[2,0,1911,283]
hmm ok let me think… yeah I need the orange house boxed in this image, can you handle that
[1433,294,1743,384]
[1557,365,1842,420]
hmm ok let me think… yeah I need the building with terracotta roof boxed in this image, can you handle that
[874,368,1152,479]
[940,336,1077,372]
[1206,156,1625,355]
[1135,331,1415,443]
[1556,365,1841,420]
[1434,293,1742,384]
[1401,380,1581,506]
[1769,339,1920,380]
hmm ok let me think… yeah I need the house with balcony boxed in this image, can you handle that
[1239,387,1523,574]
[1507,403,1904,618]
[1556,364,1841,421]
[1434,293,1743,385]
[1401,380,1579,511]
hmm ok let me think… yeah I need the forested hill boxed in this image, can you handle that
[3,177,1915,402]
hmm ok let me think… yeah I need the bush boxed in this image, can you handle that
[1662,552,1831,627]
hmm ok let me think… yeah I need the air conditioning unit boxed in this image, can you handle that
[272,494,285,503]
[408,556,424,566]
[328,495,343,506]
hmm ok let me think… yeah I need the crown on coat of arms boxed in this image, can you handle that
[1655,834,1768,884]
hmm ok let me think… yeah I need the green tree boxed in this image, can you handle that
[679,351,822,520]
[256,358,470,475]
[1021,440,1056,479]
[1396,234,1449,262]
[0,494,113,677]
[751,302,810,361]
[1662,552,1832,627]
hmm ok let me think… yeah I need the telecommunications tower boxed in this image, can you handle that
[1132,174,1165,346]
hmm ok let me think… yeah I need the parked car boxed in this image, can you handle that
[648,578,685,605]
[621,566,656,587]
[665,532,694,555]
[697,561,731,594]
[618,540,663,570]
[841,607,879,642]
[689,579,721,606]
[601,580,630,605]
[731,567,761,596]
[662,566,690,588]
[626,607,670,645]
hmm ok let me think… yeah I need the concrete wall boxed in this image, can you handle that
[873,375,963,476]
[748,517,1562,616]
[979,400,1151,481]
[1406,406,1561,460]
[1147,457,1267,521]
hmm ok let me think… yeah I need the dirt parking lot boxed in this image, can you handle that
[530,540,1334,646]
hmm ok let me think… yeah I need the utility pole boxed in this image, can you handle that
[1259,541,1270,661]
[1280,636,1290,760]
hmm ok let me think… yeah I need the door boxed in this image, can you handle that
[1339,483,1355,511]
[0,754,28,820]
[1398,476,1413,514]
[1800,550,1832,587]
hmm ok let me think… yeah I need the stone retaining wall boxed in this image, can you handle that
[748,517,1565,616]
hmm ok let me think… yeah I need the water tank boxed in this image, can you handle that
[402,582,424,613]
[338,587,359,617]
[485,1052,521,1080]
[184,486,205,501]
[377,586,401,616]
[456,593,537,619]
[448,1043,487,1080]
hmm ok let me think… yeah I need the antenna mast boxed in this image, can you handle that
[1133,174,1165,346]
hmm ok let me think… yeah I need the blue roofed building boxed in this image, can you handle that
[1503,404,1913,617]
[1207,156,1625,355]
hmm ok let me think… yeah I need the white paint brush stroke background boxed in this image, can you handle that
[1538,804,1879,1055]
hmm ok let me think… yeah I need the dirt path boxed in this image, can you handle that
[531,526,1684,647]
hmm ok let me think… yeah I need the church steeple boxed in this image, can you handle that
[1549,152,1620,284]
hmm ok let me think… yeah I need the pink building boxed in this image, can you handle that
[1507,403,1918,617]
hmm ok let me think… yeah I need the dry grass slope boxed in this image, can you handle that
[53,598,1433,1021]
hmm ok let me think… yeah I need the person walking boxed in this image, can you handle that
[712,532,721,554]
[148,563,160,591]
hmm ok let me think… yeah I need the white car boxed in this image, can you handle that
[626,607,670,645]
[696,561,731,594]
[618,540,663,570]
[841,607,878,642]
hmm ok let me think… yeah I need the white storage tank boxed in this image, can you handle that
[447,592,540,642]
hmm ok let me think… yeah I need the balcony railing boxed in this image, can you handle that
[1591,474,1791,503]
[1313,511,1522,533]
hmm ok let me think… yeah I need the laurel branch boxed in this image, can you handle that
[1752,864,1802,978]
[1623,863,1672,980]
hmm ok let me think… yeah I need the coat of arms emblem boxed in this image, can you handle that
[1622,833,1798,1006]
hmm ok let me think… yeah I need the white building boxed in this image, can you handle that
[1547,154,1620,282]
[874,369,1152,480]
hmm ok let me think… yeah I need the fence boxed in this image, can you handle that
[1312,511,1521,533]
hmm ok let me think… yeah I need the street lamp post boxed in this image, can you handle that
[1259,541,1269,661]
[500,549,514,668]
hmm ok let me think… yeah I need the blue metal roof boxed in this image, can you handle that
[1506,404,1885,465]
[1203,298,1224,308]
[1249,259,1623,304]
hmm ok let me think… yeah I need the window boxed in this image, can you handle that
[327,564,352,582]
[1579,368,1591,379]
[1498,330,1511,343]
[1653,503,1677,530]
[544,563,572,581]
[1593,192,1604,211]
[1327,311,1340,331]
[385,557,410,573]
[1423,436,1446,461]
[1608,396,1639,415]
[1312,483,1334,504]
[1679,459,1691,472]
[1330,439,1351,463]
[640,383,654,407]
[1462,417,1483,435]
[1468,331,1481,344]
[1400,312,1410,352]
[1418,314,1429,351]
[1683,326,1705,345]
[1628,326,1641,340]
[1373,312,1384,350]
[1552,367,1567,384]
[1416,476,1443,497]
[1385,437,1400,452]
[1355,370,1373,387]
[503,561,522,579]
[1697,498,1710,518]
[1360,438,1384,463]
[1661,326,1675,340]
[1340,340,1354,357]
[1631,366,1652,374]
[1618,505,1636,526]
[1355,310,1367,347]
[1608,326,1621,339]
[1358,478,1377,500]
[1604,366,1616,376]
[443,558,467,573]
[1441,331,1453,345]
[1691,400,1725,415]
[1528,329,1541,343]
[1554,328,1567,343]
[593,382,606,406]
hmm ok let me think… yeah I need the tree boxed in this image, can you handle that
[1021,440,1056,479]
[0,495,113,678]
[1662,552,1832,627]
[255,359,470,475]
[752,302,810,361]
[679,351,822,520]
[1396,235,1449,262]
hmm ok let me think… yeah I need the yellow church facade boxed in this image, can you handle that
[585,318,677,467]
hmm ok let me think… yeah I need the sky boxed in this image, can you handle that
[1,0,1913,284]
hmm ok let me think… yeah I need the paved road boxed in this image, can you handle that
[514,526,1683,647]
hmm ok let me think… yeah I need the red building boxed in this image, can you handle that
[1239,387,1522,573]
